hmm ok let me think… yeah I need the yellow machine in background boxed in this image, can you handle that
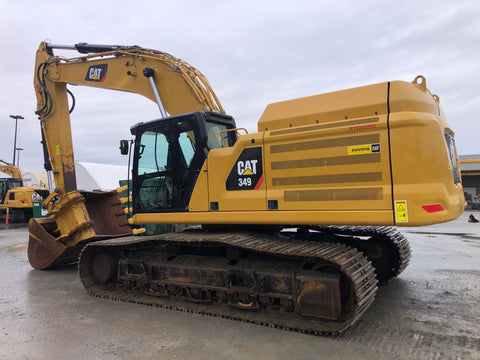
[0,160,23,179]
[30,42,463,334]
[0,160,48,222]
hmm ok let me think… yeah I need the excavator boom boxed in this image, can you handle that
[30,42,225,269]
[0,160,23,180]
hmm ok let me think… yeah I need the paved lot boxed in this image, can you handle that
[1,213,479,360]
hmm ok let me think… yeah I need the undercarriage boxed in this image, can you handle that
[79,226,410,335]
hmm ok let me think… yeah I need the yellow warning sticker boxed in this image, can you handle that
[56,144,60,155]
[395,200,408,223]
[348,143,380,155]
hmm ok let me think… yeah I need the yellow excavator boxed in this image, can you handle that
[0,160,48,222]
[29,41,464,334]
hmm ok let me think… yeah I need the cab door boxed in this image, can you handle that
[132,116,204,213]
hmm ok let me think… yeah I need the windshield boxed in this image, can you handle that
[137,130,169,175]
[206,121,235,149]
[444,133,461,184]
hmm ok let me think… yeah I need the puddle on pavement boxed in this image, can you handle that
[406,231,480,241]
[8,244,27,252]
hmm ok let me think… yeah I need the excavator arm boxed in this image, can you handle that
[35,41,224,196]
[29,41,224,269]
[0,160,23,180]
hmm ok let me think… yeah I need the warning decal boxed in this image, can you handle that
[395,200,408,223]
[348,143,380,155]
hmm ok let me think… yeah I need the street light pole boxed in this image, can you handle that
[9,115,24,166]
[16,148,23,168]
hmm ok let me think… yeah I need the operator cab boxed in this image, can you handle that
[127,111,237,213]
[0,178,23,205]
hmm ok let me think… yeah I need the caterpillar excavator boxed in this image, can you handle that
[0,160,48,222]
[29,41,464,334]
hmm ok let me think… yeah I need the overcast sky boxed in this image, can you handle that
[0,0,479,173]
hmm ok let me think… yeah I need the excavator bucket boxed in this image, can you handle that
[28,190,132,270]
[28,217,83,269]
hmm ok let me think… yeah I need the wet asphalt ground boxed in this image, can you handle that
[0,213,479,360]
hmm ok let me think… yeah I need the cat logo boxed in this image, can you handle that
[227,147,263,191]
[85,64,108,82]
[348,143,380,155]
[237,160,258,176]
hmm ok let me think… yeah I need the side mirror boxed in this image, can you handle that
[119,140,129,155]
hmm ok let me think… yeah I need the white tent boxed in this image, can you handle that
[23,172,48,187]
[75,162,129,191]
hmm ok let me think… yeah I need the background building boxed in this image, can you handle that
[460,155,480,208]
